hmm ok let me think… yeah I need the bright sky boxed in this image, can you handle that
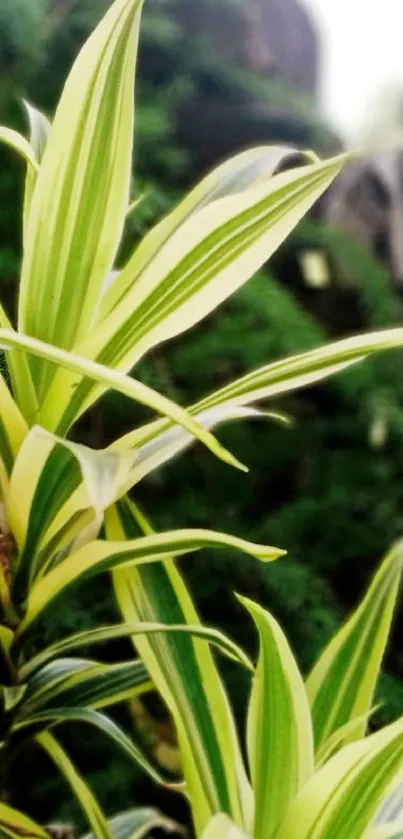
[301,0,403,141]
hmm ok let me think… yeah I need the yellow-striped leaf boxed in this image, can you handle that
[36,731,114,839]
[0,327,243,471]
[18,0,143,398]
[100,145,312,319]
[274,718,403,839]
[44,154,346,424]
[112,406,288,492]
[18,707,178,789]
[16,657,151,719]
[306,540,403,752]
[113,327,403,458]
[240,596,313,839]
[108,499,254,836]
[20,527,284,634]
[20,621,253,681]
[7,426,138,605]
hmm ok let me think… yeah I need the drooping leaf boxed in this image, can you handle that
[113,327,403,457]
[20,621,253,681]
[36,731,113,839]
[0,327,244,471]
[20,526,283,634]
[0,127,39,174]
[16,707,179,788]
[111,406,289,493]
[306,540,403,752]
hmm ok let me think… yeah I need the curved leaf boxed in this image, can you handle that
[306,540,403,752]
[20,621,253,680]
[36,731,113,839]
[0,327,243,472]
[20,529,284,634]
[240,596,313,839]
[15,707,181,788]
[0,802,48,839]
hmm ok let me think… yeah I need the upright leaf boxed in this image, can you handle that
[306,540,403,753]
[99,145,312,319]
[240,597,313,839]
[41,154,346,427]
[18,0,143,398]
[274,718,403,839]
[108,499,254,837]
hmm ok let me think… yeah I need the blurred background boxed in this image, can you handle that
[2,0,403,831]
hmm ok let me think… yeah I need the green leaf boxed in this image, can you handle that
[0,327,244,472]
[36,731,114,839]
[20,526,284,634]
[7,425,138,605]
[306,540,403,752]
[18,0,144,399]
[20,621,253,681]
[112,406,289,493]
[16,707,179,789]
[274,718,403,839]
[0,802,48,839]
[109,499,254,837]
[44,154,347,424]
[16,657,151,718]
[113,326,403,457]
[80,807,181,839]
[0,302,38,425]
[239,596,313,839]
[100,145,312,319]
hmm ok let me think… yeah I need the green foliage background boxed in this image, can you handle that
[1,0,403,829]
